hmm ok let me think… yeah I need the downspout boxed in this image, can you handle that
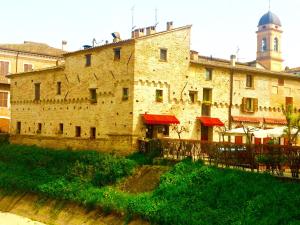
[15,52,19,73]
[228,55,236,141]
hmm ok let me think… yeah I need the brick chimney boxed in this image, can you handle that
[167,21,173,31]
[146,26,156,35]
[190,51,199,61]
[132,28,145,38]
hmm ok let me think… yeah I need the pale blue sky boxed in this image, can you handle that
[1,0,299,67]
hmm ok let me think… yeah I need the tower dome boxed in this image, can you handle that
[258,11,281,26]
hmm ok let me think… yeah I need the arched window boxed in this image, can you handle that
[261,38,267,52]
[274,37,279,52]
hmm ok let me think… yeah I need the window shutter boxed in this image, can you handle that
[253,98,258,112]
[241,97,247,112]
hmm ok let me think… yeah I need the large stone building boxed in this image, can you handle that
[8,12,300,154]
[0,41,64,132]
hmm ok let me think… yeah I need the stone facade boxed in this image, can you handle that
[0,42,64,132]
[8,21,300,153]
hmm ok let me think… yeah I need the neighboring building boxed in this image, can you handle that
[0,41,65,132]
[8,12,300,154]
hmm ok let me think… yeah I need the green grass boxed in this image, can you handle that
[0,144,300,225]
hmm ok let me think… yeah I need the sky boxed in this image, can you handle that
[0,0,299,68]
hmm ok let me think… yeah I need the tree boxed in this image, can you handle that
[171,125,188,159]
[282,104,300,146]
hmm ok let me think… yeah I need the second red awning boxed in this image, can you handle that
[143,114,180,125]
[197,117,224,127]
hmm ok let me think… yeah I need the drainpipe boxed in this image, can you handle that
[15,52,19,73]
[228,55,236,141]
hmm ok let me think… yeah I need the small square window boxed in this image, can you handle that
[89,88,97,103]
[58,123,64,134]
[114,48,121,61]
[85,54,91,67]
[37,123,42,134]
[160,48,167,61]
[205,69,212,81]
[34,83,40,101]
[16,121,21,134]
[156,89,163,102]
[90,127,96,139]
[246,75,253,88]
[24,64,33,72]
[57,82,61,95]
[122,88,129,100]
[189,91,198,103]
[75,126,81,137]
[278,78,284,86]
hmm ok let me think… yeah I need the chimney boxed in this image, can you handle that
[111,32,121,43]
[146,26,156,35]
[167,21,173,31]
[132,28,145,38]
[230,55,236,67]
[190,51,199,61]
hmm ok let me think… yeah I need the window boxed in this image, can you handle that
[58,123,64,134]
[24,64,33,72]
[201,104,211,116]
[272,86,278,94]
[261,38,267,52]
[157,125,169,136]
[122,88,129,101]
[246,75,253,88]
[0,61,9,76]
[278,78,284,86]
[274,37,279,52]
[37,123,42,134]
[242,97,258,113]
[114,48,121,61]
[0,92,8,107]
[189,91,198,103]
[90,127,96,139]
[160,48,167,61]
[205,68,212,81]
[85,54,91,67]
[285,97,293,111]
[156,89,163,102]
[16,122,21,134]
[57,82,61,95]
[203,88,212,102]
[75,126,81,137]
[34,83,40,101]
[89,88,97,103]
[284,87,291,96]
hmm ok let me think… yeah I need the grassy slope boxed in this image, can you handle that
[0,144,300,225]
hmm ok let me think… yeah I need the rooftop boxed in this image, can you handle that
[258,11,281,27]
[0,41,66,58]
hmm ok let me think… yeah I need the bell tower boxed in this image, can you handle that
[256,11,283,71]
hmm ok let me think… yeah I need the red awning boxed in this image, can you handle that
[197,117,224,127]
[232,116,263,123]
[264,118,287,125]
[143,114,180,125]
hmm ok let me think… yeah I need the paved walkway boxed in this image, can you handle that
[0,212,45,225]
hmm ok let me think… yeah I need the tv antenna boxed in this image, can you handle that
[236,46,240,62]
[269,0,271,10]
[131,5,136,31]
[154,8,158,27]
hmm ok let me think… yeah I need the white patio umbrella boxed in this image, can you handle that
[266,126,299,138]
[253,129,269,138]
[224,126,257,136]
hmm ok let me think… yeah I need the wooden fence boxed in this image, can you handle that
[139,138,300,178]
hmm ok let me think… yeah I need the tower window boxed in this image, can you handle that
[246,75,254,88]
[261,38,267,52]
[160,48,167,61]
[89,88,97,103]
[75,126,81,137]
[205,68,212,81]
[85,54,91,67]
[57,82,61,95]
[274,37,279,52]
[114,48,121,61]
[34,83,40,101]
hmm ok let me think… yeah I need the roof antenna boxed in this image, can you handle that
[131,5,136,31]
[236,46,240,62]
[269,0,271,11]
[154,8,159,27]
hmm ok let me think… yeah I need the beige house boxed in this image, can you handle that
[0,41,64,132]
[8,12,300,154]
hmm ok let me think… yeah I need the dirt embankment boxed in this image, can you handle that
[0,165,169,225]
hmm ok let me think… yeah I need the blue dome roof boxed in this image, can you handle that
[258,11,281,26]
